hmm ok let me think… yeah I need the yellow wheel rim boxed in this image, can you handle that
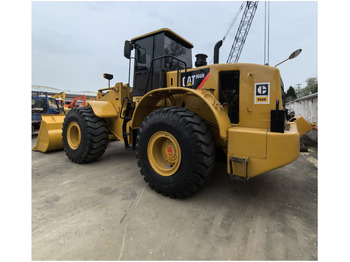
[67,121,81,150]
[147,131,181,177]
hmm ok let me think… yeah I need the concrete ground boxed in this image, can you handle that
[32,136,317,260]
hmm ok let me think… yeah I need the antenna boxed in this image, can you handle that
[264,1,270,65]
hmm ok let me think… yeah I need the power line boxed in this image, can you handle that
[210,1,245,64]
[222,2,245,44]
[295,83,302,90]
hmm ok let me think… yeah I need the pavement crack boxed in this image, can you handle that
[117,184,147,259]
[118,223,128,260]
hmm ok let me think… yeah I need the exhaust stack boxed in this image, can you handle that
[213,40,223,64]
[195,53,208,67]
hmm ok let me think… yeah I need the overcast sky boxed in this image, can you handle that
[32,1,317,93]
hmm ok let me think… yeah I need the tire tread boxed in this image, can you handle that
[136,106,216,198]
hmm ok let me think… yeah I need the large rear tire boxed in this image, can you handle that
[62,107,108,163]
[136,107,216,198]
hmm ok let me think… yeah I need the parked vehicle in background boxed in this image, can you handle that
[32,91,64,131]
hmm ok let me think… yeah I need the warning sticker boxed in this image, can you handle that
[254,82,270,104]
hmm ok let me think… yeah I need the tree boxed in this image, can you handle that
[285,86,297,102]
[296,77,318,98]
[306,77,317,87]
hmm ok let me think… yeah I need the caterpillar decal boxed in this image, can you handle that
[254,82,270,104]
[181,68,210,89]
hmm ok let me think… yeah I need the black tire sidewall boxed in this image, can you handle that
[62,108,89,162]
[137,110,201,194]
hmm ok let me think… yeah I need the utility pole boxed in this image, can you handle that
[295,83,302,91]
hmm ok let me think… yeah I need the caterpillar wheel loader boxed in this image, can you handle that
[39,28,312,198]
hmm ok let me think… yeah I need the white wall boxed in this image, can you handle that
[286,93,318,143]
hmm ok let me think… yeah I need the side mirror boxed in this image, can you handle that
[124,40,133,59]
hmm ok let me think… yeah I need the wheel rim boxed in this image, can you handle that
[147,131,181,177]
[67,121,81,150]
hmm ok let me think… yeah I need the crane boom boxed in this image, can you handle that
[227,1,258,63]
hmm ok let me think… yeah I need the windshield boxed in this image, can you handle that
[48,98,59,110]
[163,35,192,70]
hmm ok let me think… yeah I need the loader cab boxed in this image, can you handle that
[124,28,194,97]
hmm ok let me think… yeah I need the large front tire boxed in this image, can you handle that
[62,107,108,163]
[136,107,216,198]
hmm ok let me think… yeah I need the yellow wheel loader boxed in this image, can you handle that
[35,28,312,198]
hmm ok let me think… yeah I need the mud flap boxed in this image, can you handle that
[33,115,65,152]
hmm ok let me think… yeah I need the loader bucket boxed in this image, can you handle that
[33,115,65,152]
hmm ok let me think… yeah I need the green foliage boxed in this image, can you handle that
[296,77,318,98]
[284,86,297,103]
[285,77,318,102]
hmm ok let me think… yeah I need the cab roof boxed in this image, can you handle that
[131,28,194,49]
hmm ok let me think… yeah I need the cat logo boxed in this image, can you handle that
[254,83,270,104]
[181,68,210,89]
[167,146,173,157]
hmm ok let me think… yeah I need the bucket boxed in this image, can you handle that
[33,115,65,152]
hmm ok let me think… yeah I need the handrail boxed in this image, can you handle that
[144,55,188,95]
